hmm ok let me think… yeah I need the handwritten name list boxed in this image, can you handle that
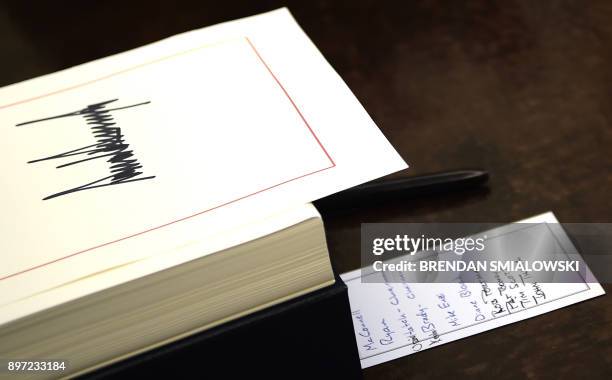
[341,213,604,368]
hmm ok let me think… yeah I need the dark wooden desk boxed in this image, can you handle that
[1,1,610,378]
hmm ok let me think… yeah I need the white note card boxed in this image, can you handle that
[341,212,605,369]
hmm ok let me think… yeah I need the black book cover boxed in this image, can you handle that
[84,275,362,379]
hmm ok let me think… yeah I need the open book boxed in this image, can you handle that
[0,9,406,378]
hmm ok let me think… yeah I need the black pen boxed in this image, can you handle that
[314,169,489,210]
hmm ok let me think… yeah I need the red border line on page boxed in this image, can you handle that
[0,37,335,281]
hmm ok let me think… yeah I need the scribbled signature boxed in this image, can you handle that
[16,99,155,200]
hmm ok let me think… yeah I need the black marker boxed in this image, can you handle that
[314,169,489,210]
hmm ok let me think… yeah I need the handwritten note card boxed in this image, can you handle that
[341,213,605,368]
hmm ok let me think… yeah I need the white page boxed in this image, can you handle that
[341,212,605,369]
[0,8,406,314]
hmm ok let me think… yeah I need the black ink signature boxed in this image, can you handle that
[16,99,155,200]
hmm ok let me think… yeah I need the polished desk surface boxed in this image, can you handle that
[1,1,610,379]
